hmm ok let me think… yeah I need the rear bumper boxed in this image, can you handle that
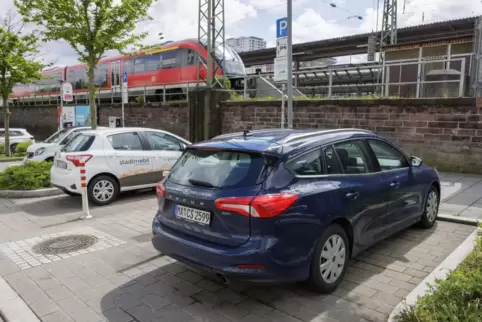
[50,166,81,194]
[151,216,310,283]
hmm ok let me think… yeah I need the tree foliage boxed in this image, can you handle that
[0,11,44,155]
[14,0,157,129]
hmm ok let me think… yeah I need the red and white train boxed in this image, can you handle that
[10,39,246,104]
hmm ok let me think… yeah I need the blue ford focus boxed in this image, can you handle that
[152,128,440,293]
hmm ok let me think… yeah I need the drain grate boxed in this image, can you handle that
[32,235,98,255]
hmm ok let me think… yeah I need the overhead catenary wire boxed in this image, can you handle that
[320,0,364,20]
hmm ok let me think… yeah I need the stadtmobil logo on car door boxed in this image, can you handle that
[120,158,149,165]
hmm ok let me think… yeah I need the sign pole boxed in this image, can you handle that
[122,72,127,127]
[59,80,64,130]
[287,0,293,129]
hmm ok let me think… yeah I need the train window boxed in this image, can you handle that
[37,72,62,93]
[134,58,145,73]
[94,64,108,87]
[123,59,134,74]
[145,53,162,71]
[161,50,178,69]
[187,49,195,65]
[68,69,88,89]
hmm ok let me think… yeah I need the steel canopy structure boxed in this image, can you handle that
[239,17,477,67]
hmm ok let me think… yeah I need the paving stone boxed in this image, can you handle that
[172,280,202,296]
[57,296,88,314]
[112,293,142,311]
[46,285,74,301]
[127,304,162,322]
[85,296,117,314]
[28,295,60,317]
[42,310,75,322]
[140,293,171,310]
[157,304,197,321]
[68,307,103,322]
[102,307,134,322]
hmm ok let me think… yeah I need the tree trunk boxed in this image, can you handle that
[87,64,97,129]
[3,97,10,156]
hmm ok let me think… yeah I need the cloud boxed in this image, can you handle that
[1,0,257,65]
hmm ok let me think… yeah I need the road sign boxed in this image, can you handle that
[62,82,73,102]
[122,72,128,83]
[276,17,288,38]
[276,37,287,57]
[274,57,288,82]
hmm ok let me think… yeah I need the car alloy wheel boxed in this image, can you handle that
[87,175,119,206]
[93,180,115,202]
[319,234,346,283]
[308,223,349,293]
[419,185,439,228]
[426,191,438,222]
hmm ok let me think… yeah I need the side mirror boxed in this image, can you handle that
[180,144,186,151]
[410,156,423,167]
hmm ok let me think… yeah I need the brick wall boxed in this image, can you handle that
[2,98,480,173]
[223,98,479,173]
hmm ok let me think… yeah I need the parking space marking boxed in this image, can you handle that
[0,227,126,270]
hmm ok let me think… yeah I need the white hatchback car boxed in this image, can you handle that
[0,128,35,154]
[51,127,190,205]
[24,126,107,163]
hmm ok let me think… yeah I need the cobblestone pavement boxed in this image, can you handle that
[0,191,476,322]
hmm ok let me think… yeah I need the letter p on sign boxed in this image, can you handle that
[276,17,288,38]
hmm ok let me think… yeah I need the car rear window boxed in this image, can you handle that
[169,149,266,189]
[63,134,95,152]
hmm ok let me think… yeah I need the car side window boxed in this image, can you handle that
[324,146,343,174]
[334,141,369,174]
[286,149,323,175]
[368,139,408,171]
[144,131,182,151]
[9,131,23,137]
[108,132,143,151]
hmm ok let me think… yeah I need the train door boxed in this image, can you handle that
[111,60,121,89]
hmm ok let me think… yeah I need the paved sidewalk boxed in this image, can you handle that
[439,172,482,220]
[0,191,475,322]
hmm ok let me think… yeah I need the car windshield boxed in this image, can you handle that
[169,149,265,189]
[44,128,70,144]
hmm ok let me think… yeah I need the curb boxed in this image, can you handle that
[0,188,63,198]
[437,214,480,226]
[0,158,22,163]
[0,277,41,322]
[387,228,480,322]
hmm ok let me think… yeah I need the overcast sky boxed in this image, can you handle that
[1,0,481,66]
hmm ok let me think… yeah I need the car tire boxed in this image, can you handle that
[418,185,439,229]
[87,175,119,206]
[308,224,349,293]
[45,157,54,162]
[10,144,17,154]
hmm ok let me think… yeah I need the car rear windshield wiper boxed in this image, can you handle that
[188,178,217,188]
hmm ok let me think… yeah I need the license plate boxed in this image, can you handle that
[175,205,211,225]
[56,160,67,169]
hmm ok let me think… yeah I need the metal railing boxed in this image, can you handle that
[9,56,472,106]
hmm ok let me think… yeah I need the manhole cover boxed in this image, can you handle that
[32,235,98,255]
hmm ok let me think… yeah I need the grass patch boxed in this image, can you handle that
[396,230,482,322]
[0,155,23,161]
[0,161,53,190]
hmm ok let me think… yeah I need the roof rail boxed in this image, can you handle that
[281,128,373,143]
[213,128,287,140]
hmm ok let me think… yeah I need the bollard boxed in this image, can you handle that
[79,160,92,219]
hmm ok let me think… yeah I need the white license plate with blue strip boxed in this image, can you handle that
[175,205,211,225]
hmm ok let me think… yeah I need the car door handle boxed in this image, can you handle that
[345,191,360,200]
[390,181,400,189]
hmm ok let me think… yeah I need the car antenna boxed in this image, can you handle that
[243,129,251,139]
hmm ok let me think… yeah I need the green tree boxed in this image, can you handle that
[0,12,44,156]
[14,0,157,129]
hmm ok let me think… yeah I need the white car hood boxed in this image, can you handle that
[27,142,57,153]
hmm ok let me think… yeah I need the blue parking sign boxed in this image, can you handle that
[122,72,127,83]
[276,17,288,38]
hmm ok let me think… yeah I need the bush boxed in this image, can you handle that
[0,161,53,190]
[396,235,482,322]
[0,144,4,155]
[15,141,32,155]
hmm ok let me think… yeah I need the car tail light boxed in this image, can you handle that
[156,183,166,197]
[215,193,298,218]
[66,154,92,167]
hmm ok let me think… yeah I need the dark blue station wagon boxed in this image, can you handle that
[152,128,440,292]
